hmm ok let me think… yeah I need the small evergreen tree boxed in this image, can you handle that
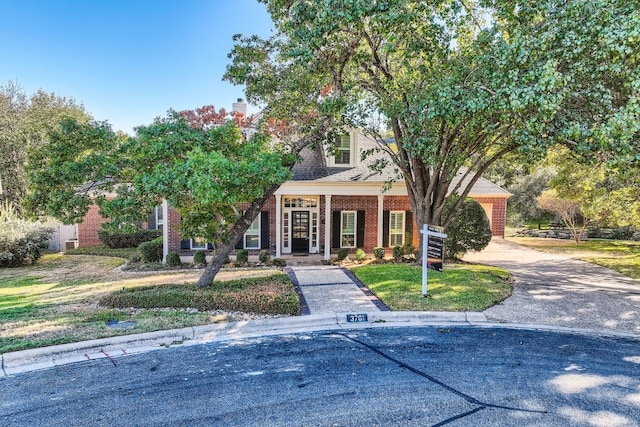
[443,197,492,259]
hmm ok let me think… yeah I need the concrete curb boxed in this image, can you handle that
[3,312,639,377]
[1,312,482,376]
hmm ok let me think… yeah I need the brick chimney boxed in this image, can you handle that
[232,98,247,117]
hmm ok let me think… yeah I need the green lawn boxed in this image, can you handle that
[351,263,512,311]
[508,237,640,280]
[0,253,292,353]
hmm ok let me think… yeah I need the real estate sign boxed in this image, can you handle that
[420,224,447,297]
[426,225,445,272]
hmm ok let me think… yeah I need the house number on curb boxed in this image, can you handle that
[346,313,368,323]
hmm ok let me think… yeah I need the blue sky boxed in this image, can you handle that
[0,0,273,134]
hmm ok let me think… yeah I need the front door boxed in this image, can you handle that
[291,211,310,253]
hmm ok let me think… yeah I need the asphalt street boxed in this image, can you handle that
[2,326,640,426]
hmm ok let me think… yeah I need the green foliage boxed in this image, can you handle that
[65,246,139,260]
[258,249,271,264]
[337,248,349,261]
[193,250,207,266]
[165,252,182,267]
[24,110,296,286]
[97,229,161,249]
[25,118,122,224]
[1,82,89,211]
[355,248,367,262]
[0,201,54,267]
[443,197,492,259]
[373,247,385,260]
[271,258,286,267]
[228,0,640,254]
[138,238,162,263]
[236,249,249,264]
[99,274,300,315]
[392,246,403,260]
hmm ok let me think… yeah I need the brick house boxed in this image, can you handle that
[78,123,511,261]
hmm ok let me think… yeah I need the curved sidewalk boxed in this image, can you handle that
[464,238,640,336]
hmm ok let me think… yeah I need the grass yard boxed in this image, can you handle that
[508,237,640,280]
[351,263,512,311]
[0,253,294,354]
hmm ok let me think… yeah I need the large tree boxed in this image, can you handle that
[226,0,640,252]
[0,81,88,210]
[26,109,305,287]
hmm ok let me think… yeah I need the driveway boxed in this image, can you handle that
[463,239,640,335]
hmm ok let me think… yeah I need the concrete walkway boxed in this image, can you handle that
[285,266,389,314]
[464,238,640,335]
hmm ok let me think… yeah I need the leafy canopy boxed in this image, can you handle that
[228,0,639,240]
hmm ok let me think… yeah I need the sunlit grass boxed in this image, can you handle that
[352,263,512,311]
[508,237,640,280]
[0,253,291,353]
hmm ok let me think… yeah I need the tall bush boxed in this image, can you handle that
[0,202,54,267]
[443,196,492,259]
[138,237,163,263]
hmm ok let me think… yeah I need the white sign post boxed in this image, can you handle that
[420,224,447,297]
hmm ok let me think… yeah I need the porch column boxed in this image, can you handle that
[275,195,282,258]
[324,194,332,260]
[377,195,384,248]
[162,199,169,263]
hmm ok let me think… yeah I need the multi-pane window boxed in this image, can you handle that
[244,216,260,249]
[191,237,207,250]
[389,211,405,247]
[155,206,164,230]
[334,134,351,165]
[341,211,356,248]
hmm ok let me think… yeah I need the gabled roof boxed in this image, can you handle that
[291,133,511,197]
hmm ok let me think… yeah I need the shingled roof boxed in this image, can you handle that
[290,134,511,196]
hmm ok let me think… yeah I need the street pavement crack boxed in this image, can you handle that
[335,333,547,426]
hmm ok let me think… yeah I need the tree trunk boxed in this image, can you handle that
[195,241,236,288]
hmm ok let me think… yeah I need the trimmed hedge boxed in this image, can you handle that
[97,229,162,248]
[99,274,299,315]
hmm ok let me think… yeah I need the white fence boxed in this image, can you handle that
[48,224,77,252]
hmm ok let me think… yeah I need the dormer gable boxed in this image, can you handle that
[325,130,359,167]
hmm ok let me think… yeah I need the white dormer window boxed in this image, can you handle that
[327,133,356,167]
[335,135,351,165]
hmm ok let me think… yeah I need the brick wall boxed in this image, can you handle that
[474,196,508,238]
[77,204,107,247]
[331,195,379,251]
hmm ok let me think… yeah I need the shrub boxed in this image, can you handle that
[443,196,492,259]
[337,248,349,261]
[392,245,403,260]
[0,202,54,267]
[258,250,271,264]
[138,237,163,263]
[236,249,249,263]
[355,248,367,262]
[373,247,385,260]
[401,244,416,257]
[193,250,207,266]
[165,252,182,267]
[97,228,161,248]
[271,258,286,267]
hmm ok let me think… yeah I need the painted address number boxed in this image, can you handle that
[346,313,368,323]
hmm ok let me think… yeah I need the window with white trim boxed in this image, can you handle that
[244,215,260,249]
[341,211,356,248]
[191,237,207,250]
[154,206,164,230]
[334,134,351,165]
[389,211,405,247]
